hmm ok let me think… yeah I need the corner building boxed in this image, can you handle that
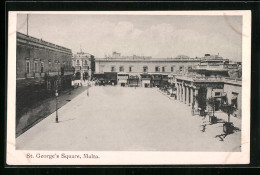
[175,54,242,118]
[72,51,95,81]
[16,32,73,119]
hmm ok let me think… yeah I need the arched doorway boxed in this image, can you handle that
[75,72,81,80]
[83,72,88,80]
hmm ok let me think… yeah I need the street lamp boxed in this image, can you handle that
[55,79,59,123]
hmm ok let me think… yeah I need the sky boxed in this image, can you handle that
[17,14,242,61]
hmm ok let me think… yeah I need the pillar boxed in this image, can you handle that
[186,86,189,105]
[180,84,182,100]
[190,88,194,107]
[184,86,187,104]
[181,84,184,102]
[180,84,182,101]
[176,83,179,100]
[194,89,199,110]
[182,84,185,103]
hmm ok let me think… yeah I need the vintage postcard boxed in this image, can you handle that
[7,11,251,165]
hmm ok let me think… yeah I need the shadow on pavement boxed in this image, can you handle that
[16,86,88,137]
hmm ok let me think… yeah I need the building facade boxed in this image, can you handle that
[175,55,242,118]
[94,52,200,87]
[72,51,95,80]
[16,32,73,119]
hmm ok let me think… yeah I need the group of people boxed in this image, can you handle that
[71,77,93,88]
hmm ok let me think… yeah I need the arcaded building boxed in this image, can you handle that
[94,52,200,87]
[175,54,242,118]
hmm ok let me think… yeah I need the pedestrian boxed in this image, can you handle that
[87,81,90,96]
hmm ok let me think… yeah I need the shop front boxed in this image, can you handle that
[104,72,117,85]
[162,74,169,86]
[128,75,140,87]
[151,74,162,87]
[118,73,129,87]
[140,74,152,88]
[93,73,105,85]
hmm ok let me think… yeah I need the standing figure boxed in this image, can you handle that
[87,81,90,96]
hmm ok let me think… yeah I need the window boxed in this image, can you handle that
[49,61,52,71]
[129,66,132,72]
[188,66,192,71]
[76,60,80,65]
[143,66,148,73]
[232,92,239,95]
[171,66,174,72]
[111,66,115,72]
[26,61,30,73]
[179,66,183,73]
[119,66,124,72]
[215,92,221,96]
[85,60,88,65]
[34,62,38,72]
[41,62,44,73]
[162,66,166,72]
[155,66,160,72]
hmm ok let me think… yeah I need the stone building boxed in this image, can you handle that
[175,54,242,118]
[16,32,73,119]
[94,52,200,87]
[72,50,95,81]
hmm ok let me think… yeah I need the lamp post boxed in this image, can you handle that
[55,79,59,123]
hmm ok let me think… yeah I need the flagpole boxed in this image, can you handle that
[27,14,28,36]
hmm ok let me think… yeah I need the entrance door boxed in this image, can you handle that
[198,87,207,110]
[215,100,221,111]
[75,72,81,80]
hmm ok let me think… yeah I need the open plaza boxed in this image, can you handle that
[16,84,241,152]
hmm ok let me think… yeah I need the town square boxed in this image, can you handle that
[17,84,241,151]
[13,12,245,154]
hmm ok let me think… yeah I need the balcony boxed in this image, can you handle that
[33,73,40,77]
[25,73,34,78]
[47,71,59,76]
[194,64,238,71]
[193,76,224,82]
[64,71,74,75]
[194,64,225,70]
[176,74,225,82]
[74,66,89,71]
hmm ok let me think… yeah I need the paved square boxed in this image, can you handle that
[16,86,241,151]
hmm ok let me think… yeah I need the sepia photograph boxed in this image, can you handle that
[7,11,251,165]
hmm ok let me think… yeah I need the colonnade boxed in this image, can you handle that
[176,82,199,109]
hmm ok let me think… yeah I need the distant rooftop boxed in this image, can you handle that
[202,53,225,60]
[73,50,94,59]
[98,52,200,62]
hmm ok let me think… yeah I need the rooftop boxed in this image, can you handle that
[96,57,201,62]
[17,32,72,53]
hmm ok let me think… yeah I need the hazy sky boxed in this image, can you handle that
[17,14,242,61]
